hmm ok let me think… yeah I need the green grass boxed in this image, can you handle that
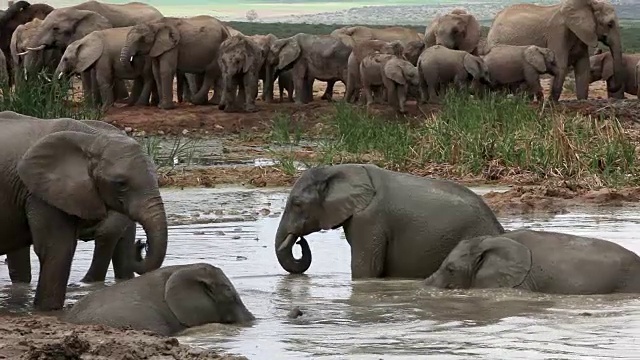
[269,112,302,145]
[140,136,204,171]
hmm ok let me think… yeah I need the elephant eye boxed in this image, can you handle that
[52,26,59,32]
[111,178,128,191]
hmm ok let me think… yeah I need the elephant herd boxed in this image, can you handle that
[0,111,639,337]
[0,0,632,117]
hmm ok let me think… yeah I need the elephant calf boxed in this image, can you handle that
[589,50,640,99]
[425,229,640,295]
[360,53,420,113]
[218,34,264,112]
[64,263,255,336]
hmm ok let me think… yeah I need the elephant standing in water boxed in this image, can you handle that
[0,111,167,311]
[274,164,504,279]
[425,229,640,295]
[65,263,255,336]
[486,0,624,101]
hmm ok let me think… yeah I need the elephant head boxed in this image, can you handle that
[16,127,168,275]
[385,58,420,87]
[53,33,102,79]
[463,53,492,85]
[424,235,532,290]
[525,45,560,76]
[275,165,376,274]
[559,0,623,93]
[270,35,301,75]
[219,34,263,75]
[26,8,111,52]
[165,263,255,326]
[330,26,358,48]
[0,1,53,50]
[429,9,481,52]
[589,51,615,83]
[403,40,426,66]
[121,20,180,65]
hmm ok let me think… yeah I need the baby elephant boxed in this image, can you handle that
[218,34,264,112]
[64,263,255,336]
[360,53,420,113]
[482,45,559,102]
[425,229,640,295]
[589,49,640,99]
[417,45,491,103]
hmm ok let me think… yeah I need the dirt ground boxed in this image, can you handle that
[0,314,246,359]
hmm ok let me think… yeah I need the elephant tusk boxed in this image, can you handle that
[57,72,63,80]
[42,73,51,81]
[23,68,27,80]
[17,50,29,56]
[26,44,46,51]
[130,56,134,62]
[277,233,296,252]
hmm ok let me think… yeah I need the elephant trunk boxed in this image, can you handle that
[606,30,624,94]
[274,219,312,274]
[264,64,274,103]
[130,195,168,275]
[120,43,135,66]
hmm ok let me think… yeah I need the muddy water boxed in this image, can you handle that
[1,186,640,359]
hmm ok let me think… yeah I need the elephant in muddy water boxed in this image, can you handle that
[217,34,264,112]
[274,164,505,279]
[425,9,481,54]
[486,0,624,101]
[425,229,640,295]
[360,53,420,113]
[589,49,640,99]
[64,263,255,336]
[0,111,168,311]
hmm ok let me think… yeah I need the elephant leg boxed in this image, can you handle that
[96,71,115,112]
[192,71,214,105]
[397,85,407,114]
[209,73,223,105]
[90,70,102,106]
[550,56,568,102]
[303,76,314,104]
[111,221,136,280]
[574,56,591,100]
[114,78,129,102]
[243,72,259,112]
[419,73,429,104]
[176,71,185,103]
[6,247,31,284]
[127,77,144,106]
[320,80,335,101]
[27,198,78,311]
[154,56,176,110]
[606,79,625,99]
[343,219,386,279]
[81,72,95,105]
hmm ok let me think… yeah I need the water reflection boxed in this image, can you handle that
[0,187,639,359]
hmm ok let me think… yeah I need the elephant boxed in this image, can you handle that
[217,34,264,112]
[330,25,423,48]
[424,9,481,54]
[417,45,492,103]
[274,164,505,279]
[64,263,255,336]
[270,33,352,104]
[247,33,279,103]
[53,27,158,110]
[424,229,640,295]
[0,49,7,85]
[344,39,404,103]
[277,69,294,102]
[0,1,54,86]
[636,60,640,100]
[402,40,426,66]
[0,111,168,311]
[360,53,420,113]
[486,0,623,102]
[10,18,63,83]
[589,49,640,98]
[120,15,231,109]
[483,45,560,102]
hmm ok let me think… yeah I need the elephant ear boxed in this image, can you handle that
[385,61,406,85]
[75,35,103,73]
[560,0,598,48]
[524,46,547,73]
[277,37,300,71]
[243,39,261,73]
[75,11,112,41]
[316,165,376,230]
[150,24,181,58]
[472,236,532,289]
[601,53,614,80]
[17,131,107,220]
[9,26,20,66]
[463,54,481,78]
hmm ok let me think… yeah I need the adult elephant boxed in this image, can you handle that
[486,0,623,101]
[330,25,423,48]
[274,164,505,279]
[424,9,481,54]
[0,1,54,86]
[64,263,255,336]
[270,33,352,104]
[425,229,640,294]
[590,49,640,99]
[10,18,62,84]
[0,111,167,311]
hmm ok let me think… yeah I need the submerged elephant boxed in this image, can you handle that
[589,49,640,99]
[486,0,624,101]
[274,164,505,279]
[0,111,167,311]
[64,263,255,336]
[218,34,264,112]
[425,229,640,295]
[424,9,481,54]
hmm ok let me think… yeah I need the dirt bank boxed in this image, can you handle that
[0,314,246,359]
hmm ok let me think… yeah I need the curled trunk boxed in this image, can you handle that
[274,221,312,274]
[130,195,168,275]
[120,44,133,66]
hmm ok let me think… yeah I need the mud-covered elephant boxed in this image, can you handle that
[274,164,505,279]
[0,111,167,311]
[589,49,640,99]
[0,1,54,86]
[64,263,255,336]
[54,27,158,110]
[360,53,419,113]
[418,45,492,103]
[425,229,640,295]
[330,25,423,48]
[10,18,62,83]
[486,0,623,101]
[425,9,481,54]
[344,39,404,103]
[270,33,352,104]
[120,15,230,109]
[483,45,560,102]
[217,34,264,112]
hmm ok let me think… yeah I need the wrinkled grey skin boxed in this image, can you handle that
[0,49,7,84]
[425,9,481,54]
[360,54,420,113]
[483,45,560,102]
[425,229,640,295]
[270,33,352,104]
[121,16,230,109]
[247,33,278,103]
[217,34,264,113]
[589,50,640,98]
[402,40,426,66]
[64,263,255,336]
[0,111,167,311]
[277,69,294,102]
[274,164,505,279]
[418,45,492,103]
[10,18,62,84]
